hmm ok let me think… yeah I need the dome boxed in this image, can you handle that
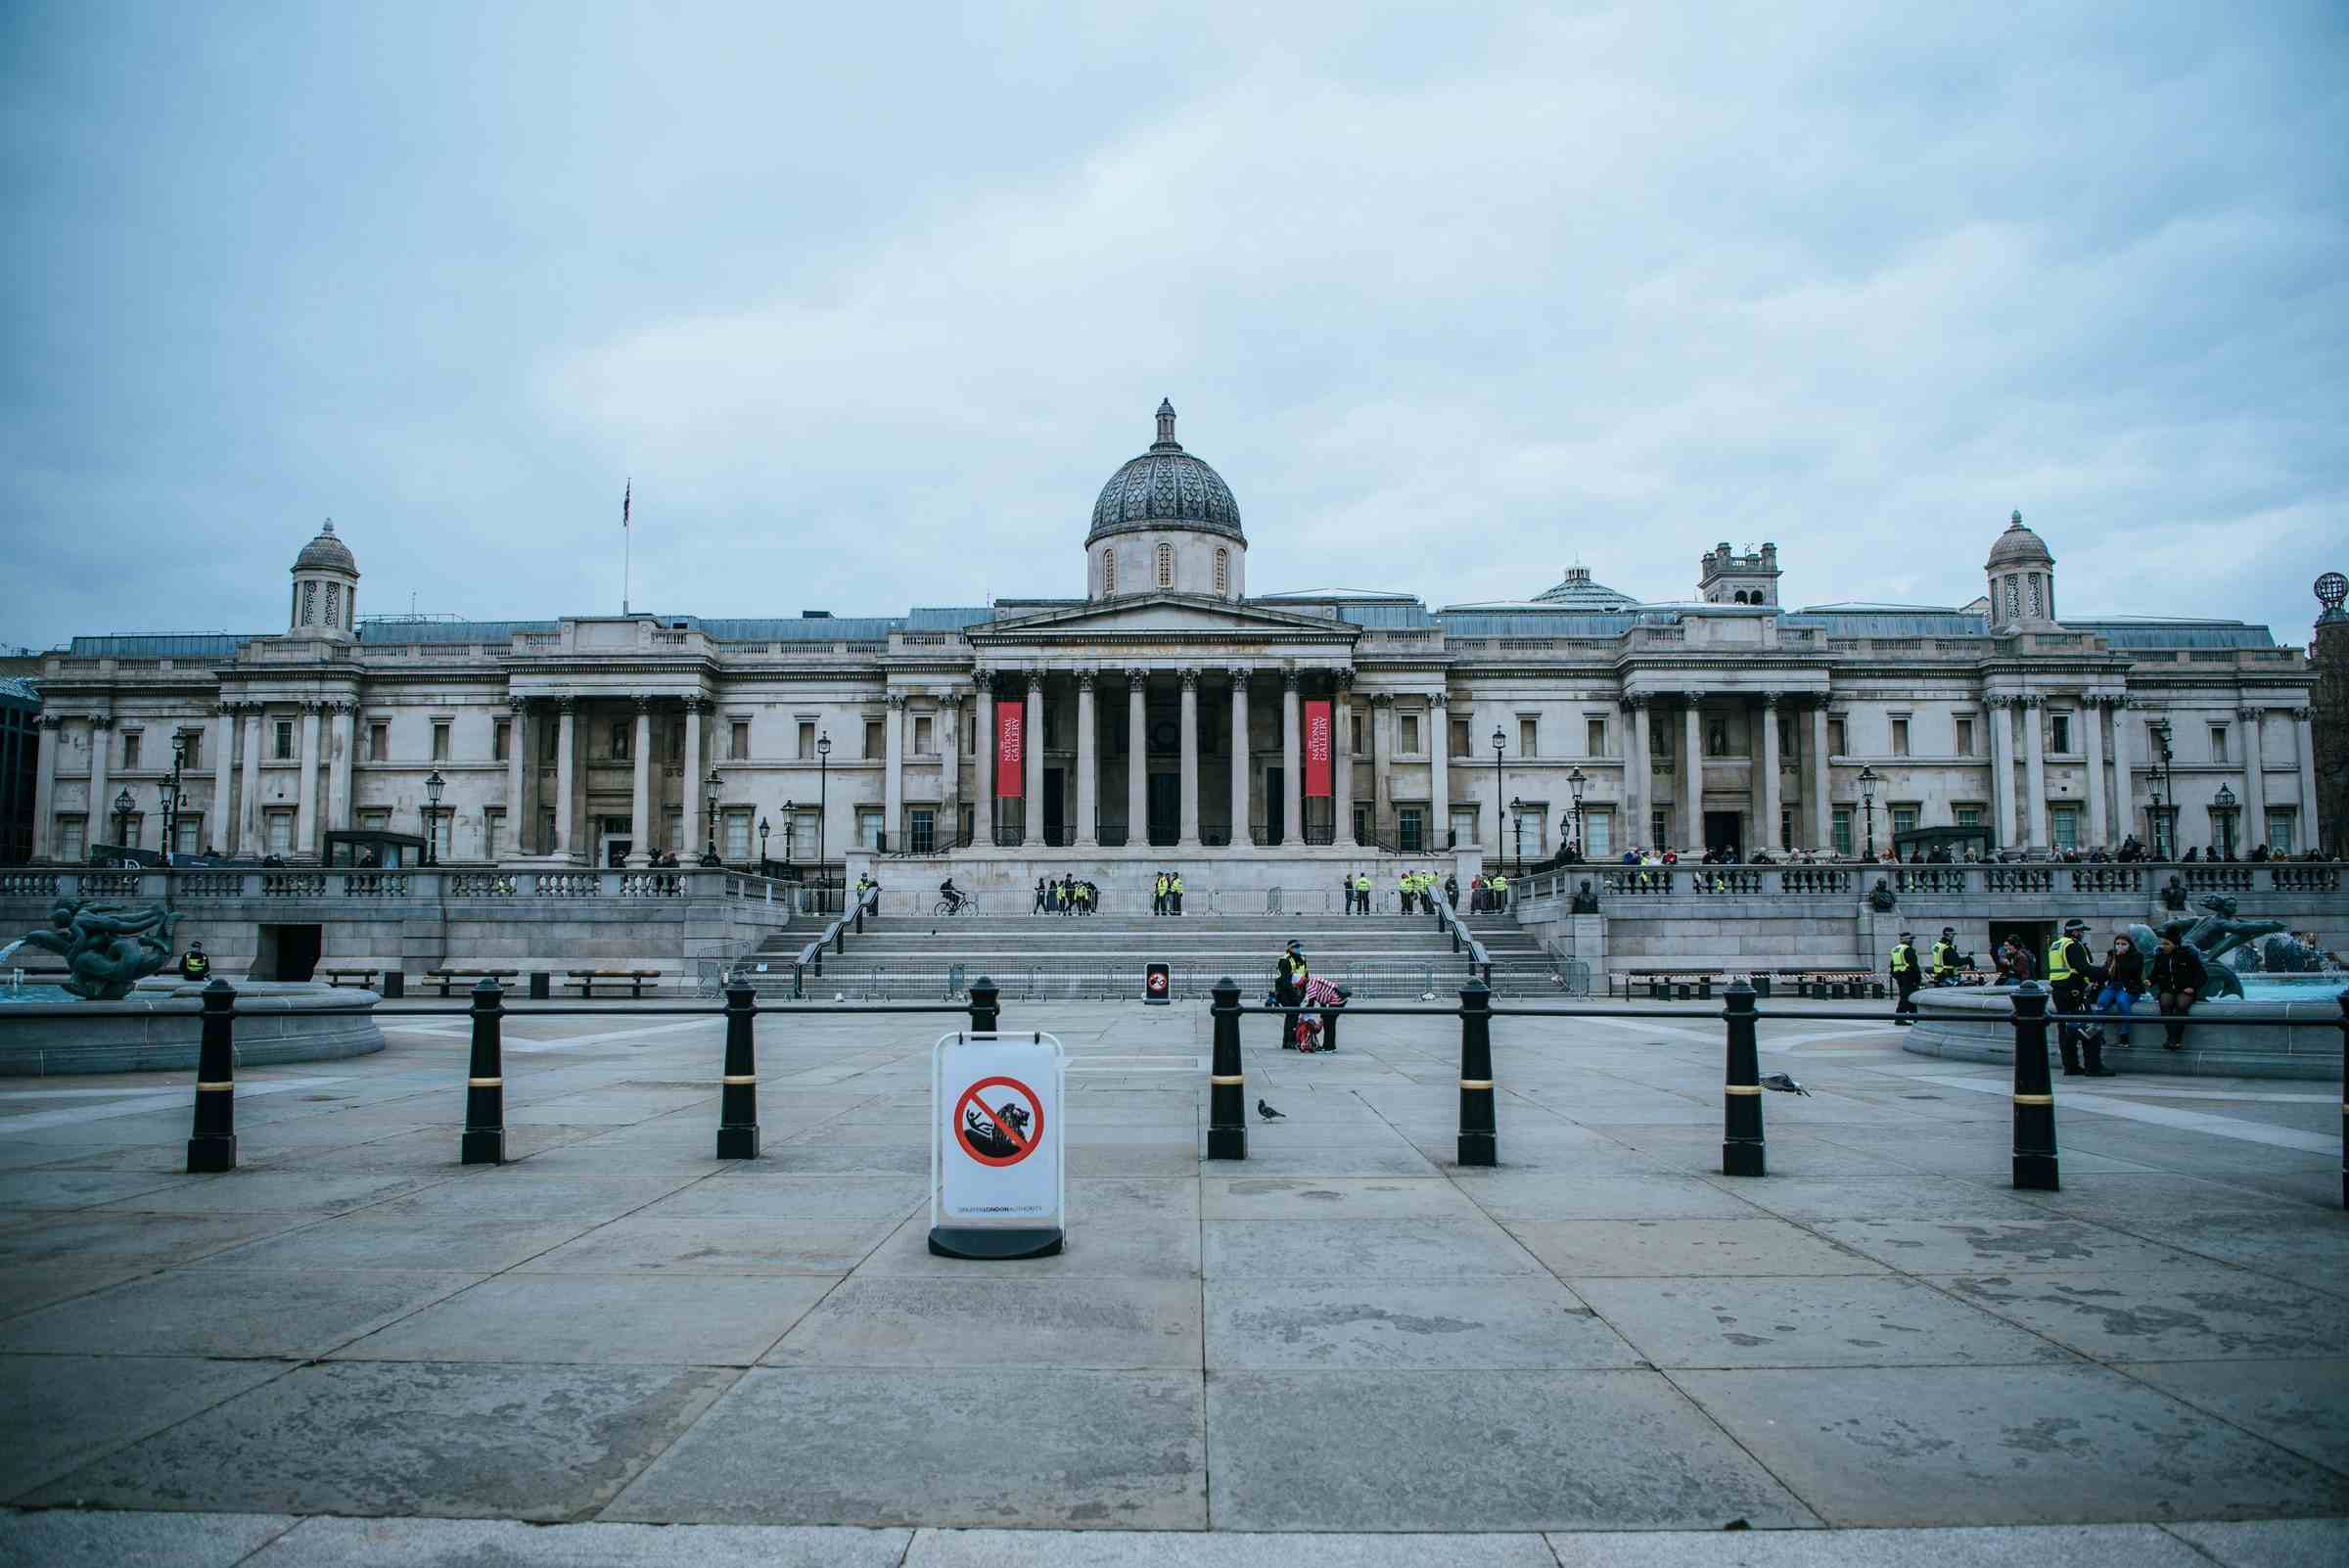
[1085,399,1244,545]
[1985,510,2051,570]
[293,519,357,575]
[1532,566,1637,611]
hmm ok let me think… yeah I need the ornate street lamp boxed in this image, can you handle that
[1857,763,1880,859]
[1489,726,1505,864]
[1566,765,1588,859]
[781,799,796,875]
[2149,720,2176,857]
[2212,782,2238,859]
[758,815,770,875]
[423,769,445,865]
[815,731,832,896]
[159,732,186,865]
[1509,794,1526,874]
[112,788,135,854]
[702,766,724,865]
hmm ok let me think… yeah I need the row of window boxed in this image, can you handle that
[1099,545,1232,596]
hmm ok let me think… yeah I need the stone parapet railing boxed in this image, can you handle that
[1,866,812,907]
[1521,860,2340,909]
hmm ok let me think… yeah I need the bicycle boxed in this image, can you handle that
[932,897,981,918]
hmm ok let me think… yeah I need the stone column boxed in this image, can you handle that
[237,710,262,853]
[1330,675,1352,844]
[938,692,962,842]
[1228,669,1252,844]
[680,699,704,858]
[2294,706,2320,848]
[1809,701,1831,850]
[1372,695,1396,839]
[974,674,995,846]
[884,693,906,853]
[1759,694,1782,851]
[1627,697,1651,849]
[328,701,354,837]
[1280,671,1303,846]
[628,697,654,865]
[2021,696,2048,849]
[30,715,61,859]
[2237,707,2265,848]
[1075,673,1098,846]
[296,701,321,855]
[1987,696,2016,850]
[210,705,236,855]
[1179,670,1202,846]
[2109,696,2136,844]
[507,698,532,861]
[85,716,114,851]
[1023,674,1043,845]
[2082,694,2107,850]
[1680,699,1702,852]
[1429,691,1451,849]
[554,699,577,859]
[1127,671,1148,846]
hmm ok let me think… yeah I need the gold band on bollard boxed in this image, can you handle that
[1725,1084,1762,1095]
[467,1077,503,1088]
[1210,1074,1246,1085]
[195,1082,234,1092]
[2013,1093,2054,1105]
[1459,1079,1494,1089]
[720,1075,758,1084]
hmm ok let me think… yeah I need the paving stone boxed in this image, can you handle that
[1935,1269,2349,1361]
[2004,1174,2321,1222]
[1806,1219,2206,1275]
[605,1367,1205,1527]
[1574,1274,2074,1369]
[2104,1215,2349,1297]
[26,1360,737,1520]
[1674,1363,2349,1525]
[2118,1360,2349,1475]
[85,1171,441,1215]
[1711,1176,2050,1223]
[1544,1522,2219,1566]
[514,1216,901,1274]
[0,1170,208,1211]
[906,1529,1558,1566]
[1205,1276,1639,1369]
[1507,1219,1889,1278]
[0,1268,480,1360]
[1202,1176,1485,1221]
[2163,1518,2349,1568]
[766,1276,1199,1369]
[1453,1174,1764,1222]
[1203,1219,1541,1278]
[856,1208,1200,1279]
[0,1356,288,1500]
[362,1172,700,1222]
[336,1272,837,1364]
[242,1515,913,1567]
[635,1174,927,1221]
[186,1213,601,1272]
[1207,1369,1816,1530]
[0,1508,298,1568]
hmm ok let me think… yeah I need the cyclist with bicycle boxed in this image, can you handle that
[939,877,968,916]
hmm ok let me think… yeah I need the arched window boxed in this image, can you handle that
[1733,590,1749,604]
[1155,542,1174,589]
[1102,549,1116,595]
[1214,548,1228,597]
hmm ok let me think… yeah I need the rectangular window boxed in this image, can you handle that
[863,720,883,761]
[484,807,504,861]
[722,809,752,861]
[1357,715,1370,757]
[1827,717,1847,757]
[493,721,510,762]
[663,807,681,853]
[1890,718,1910,758]
[173,813,203,854]
[796,721,813,760]
[855,807,883,851]
[1518,717,1537,758]
[665,720,682,762]
[734,720,753,761]
[1955,805,1983,827]
[1587,717,1608,758]
[1778,807,1793,849]
[432,722,450,762]
[1955,716,1975,757]
[1450,718,1469,760]
[1653,723,1673,761]
[537,808,556,854]
[1832,807,1854,856]
[1398,806,1425,853]
[115,812,143,849]
[1650,808,1669,850]
[266,809,295,854]
[358,809,391,831]
[1585,809,1612,859]
[58,815,85,859]
[908,807,937,854]
[178,730,200,769]
[274,720,294,761]
[914,715,934,756]
[2050,713,2071,754]
[1401,715,1420,754]
[1892,805,1918,836]
[1450,806,1478,850]
[609,720,630,761]
[122,732,141,770]
[2050,806,2080,849]
[2269,809,2296,855]
[2209,724,2228,761]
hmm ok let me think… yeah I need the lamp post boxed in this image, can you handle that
[1567,765,1588,859]
[112,788,135,855]
[758,816,770,876]
[2149,720,2175,857]
[702,766,723,866]
[781,799,795,876]
[2212,781,2237,859]
[160,733,186,865]
[1857,763,1880,859]
[1489,726,1504,866]
[1508,794,1525,874]
[815,731,832,896]
[423,769,445,866]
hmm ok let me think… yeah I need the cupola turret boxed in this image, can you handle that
[289,519,359,640]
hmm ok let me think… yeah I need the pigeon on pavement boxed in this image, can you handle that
[1760,1073,1810,1096]
[1257,1099,1286,1121]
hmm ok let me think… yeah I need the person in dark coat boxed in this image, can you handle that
[2091,932,2144,1055]
[2148,934,2207,1051]
[1889,931,1922,1022]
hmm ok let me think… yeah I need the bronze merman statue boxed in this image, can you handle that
[15,899,184,1000]
[2123,894,2287,1000]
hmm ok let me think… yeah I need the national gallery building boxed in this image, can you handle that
[23,402,2327,878]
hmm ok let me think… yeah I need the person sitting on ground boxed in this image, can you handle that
[2148,932,2206,1051]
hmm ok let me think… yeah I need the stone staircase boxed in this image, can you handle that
[745,907,1565,1000]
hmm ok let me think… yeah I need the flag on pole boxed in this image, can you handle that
[623,480,631,529]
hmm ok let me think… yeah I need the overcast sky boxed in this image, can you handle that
[4,2,2343,651]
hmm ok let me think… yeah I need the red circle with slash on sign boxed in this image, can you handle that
[952,1076,1043,1167]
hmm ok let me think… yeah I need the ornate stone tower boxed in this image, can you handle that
[1984,511,2057,632]
[1697,542,1780,605]
[1084,399,1247,602]
[288,520,359,642]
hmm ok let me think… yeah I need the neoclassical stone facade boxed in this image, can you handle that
[23,407,2326,870]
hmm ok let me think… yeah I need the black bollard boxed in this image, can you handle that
[461,976,506,1165]
[185,978,238,1174]
[2009,982,2059,1190]
[1320,1003,1341,1053]
[968,974,999,1034]
[716,978,760,1159]
[1457,979,1497,1167]
[1721,979,1765,1176]
[1208,977,1246,1160]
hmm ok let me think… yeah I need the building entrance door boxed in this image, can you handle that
[1147,773,1178,846]
[1704,811,1741,857]
[1265,767,1285,845]
[597,815,631,867]
[1042,768,1065,846]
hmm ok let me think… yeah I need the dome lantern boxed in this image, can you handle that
[289,518,360,641]
[1984,510,2057,631]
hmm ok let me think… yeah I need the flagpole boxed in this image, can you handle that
[622,479,632,615]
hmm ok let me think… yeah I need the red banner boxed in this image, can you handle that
[1303,699,1333,798]
[995,702,1025,798]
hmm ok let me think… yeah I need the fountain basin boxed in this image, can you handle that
[0,980,386,1076]
[1904,983,2345,1080]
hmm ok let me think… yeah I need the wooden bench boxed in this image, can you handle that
[422,967,521,997]
[567,968,662,998]
[318,968,379,990]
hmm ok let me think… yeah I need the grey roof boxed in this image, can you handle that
[697,617,906,642]
[1439,610,1643,637]
[0,674,39,709]
[1085,402,1244,545]
[1335,602,1442,629]
[1257,587,1421,602]
[904,606,996,631]
[293,520,357,574]
[2069,620,2275,650]
[65,633,253,658]
[359,619,555,645]
[1789,610,1990,637]
[1985,510,2053,569]
[1531,566,1639,610]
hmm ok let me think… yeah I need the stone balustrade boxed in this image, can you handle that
[0,866,808,906]
[1515,860,2345,916]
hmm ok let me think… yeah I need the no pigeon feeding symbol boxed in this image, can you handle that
[953,1076,1043,1168]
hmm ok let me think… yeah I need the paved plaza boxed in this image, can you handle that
[1,993,2346,1565]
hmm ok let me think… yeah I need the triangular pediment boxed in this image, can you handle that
[973,593,1360,642]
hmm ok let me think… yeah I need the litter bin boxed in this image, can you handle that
[381,970,404,999]
[529,971,550,1000]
